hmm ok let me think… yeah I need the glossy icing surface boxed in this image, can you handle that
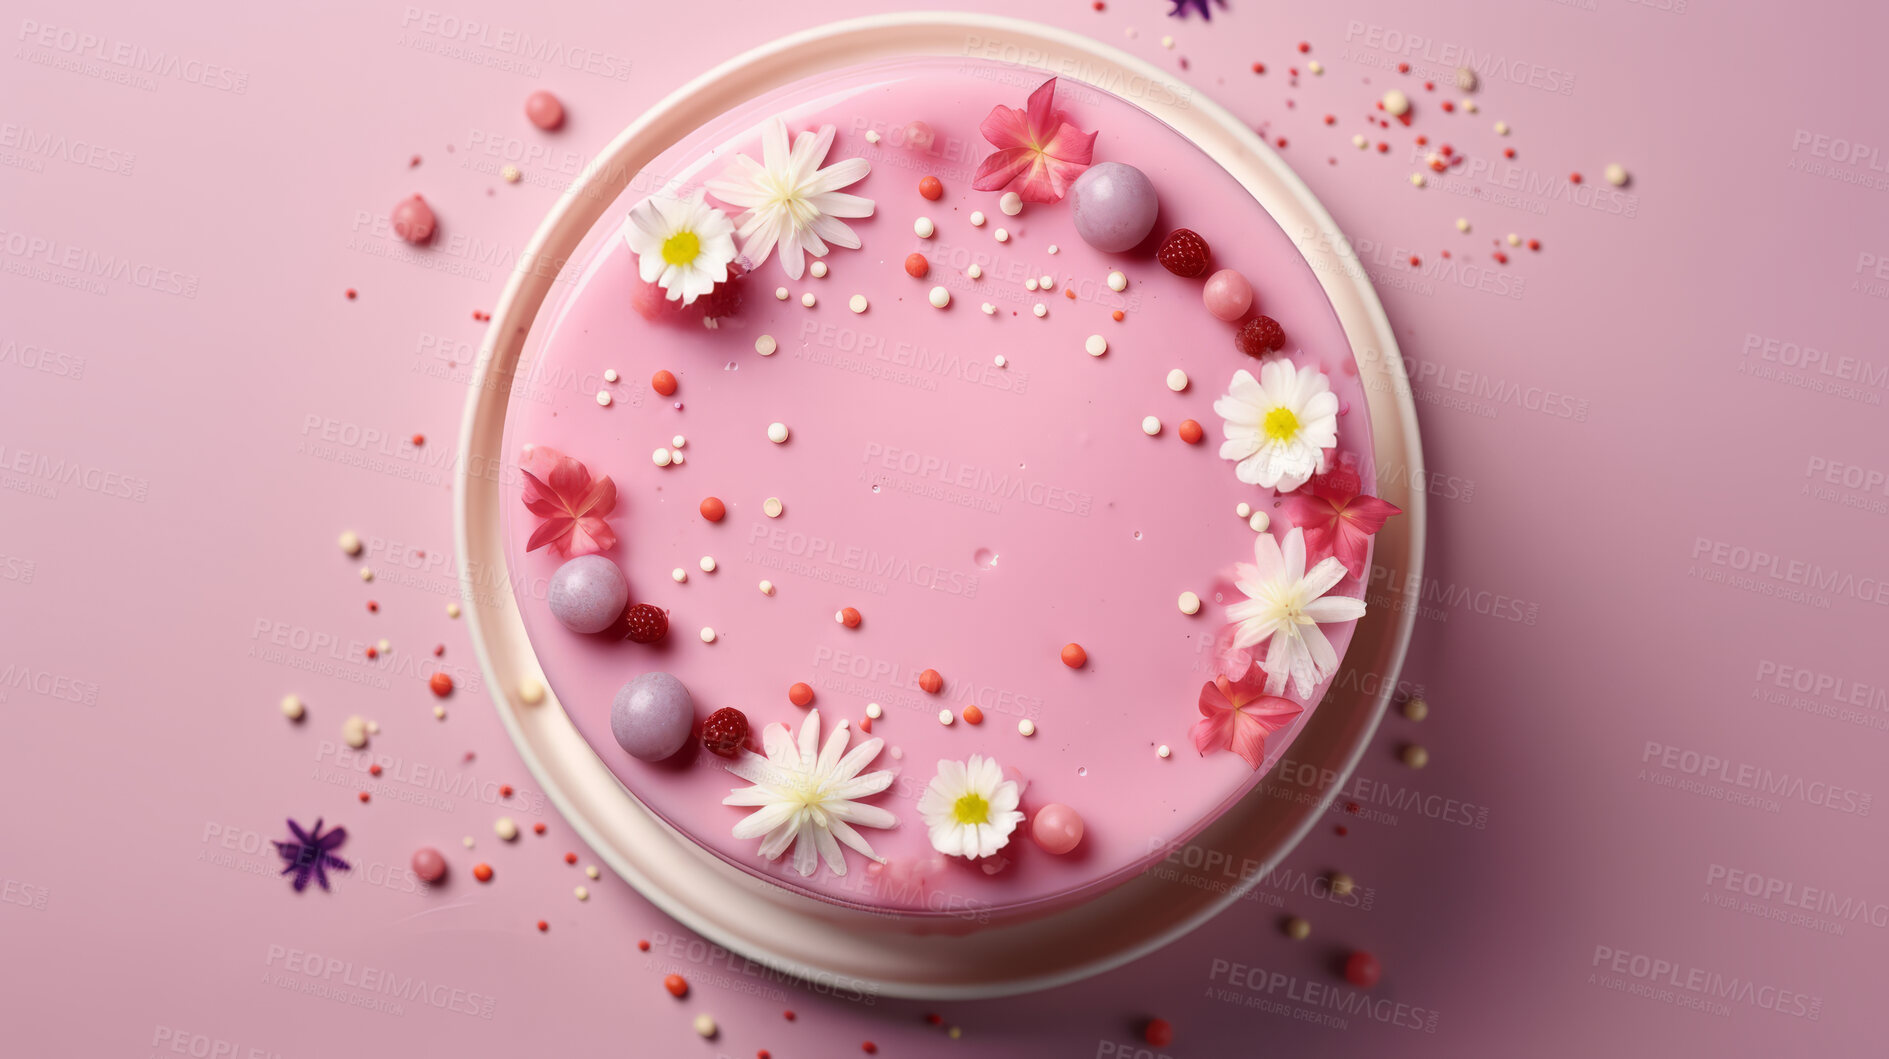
[501,56,1377,920]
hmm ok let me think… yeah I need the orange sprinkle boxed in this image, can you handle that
[789,682,815,707]
[1064,287,1076,299]
[1061,643,1088,668]
[961,704,984,725]
[651,370,678,396]
[429,672,454,697]
[411,434,425,446]
[919,669,943,694]
[918,175,943,200]
[1112,310,1125,321]
[664,973,689,998]
[904,253,929,278]
[839,606,862,628]
[700,496,726,522]
[1178,419,1204,445]
[565,852,578,864]
[638,939,650,951]
[473,863,493,882]
[859,716,873,733]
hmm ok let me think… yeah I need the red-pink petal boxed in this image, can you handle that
[1037,123,1097,168]
[973,147,1039,192]
[547,457,591,508]
[526,517,573,553]
[575,474,617,519]
[978,103,1036,153]
[563,517,617,557]
[1223,709,1270,769]
[1023,78,1060,138]
[1190,710,1233,758]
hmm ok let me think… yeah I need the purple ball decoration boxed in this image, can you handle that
[546,555,629,634]
[611,672,695,761]
[1070,162,1159,253]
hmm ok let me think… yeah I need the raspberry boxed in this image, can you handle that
[619,603,669,644]
[1235,315,1286,357]
[696,263,746,319]
[701,707,749,757]
[1156,228,1211,277]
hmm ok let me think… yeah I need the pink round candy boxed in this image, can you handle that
[1031,803,1085,855]
[1203,269,1253,322]
[903,120,935,150]
[525,90,565,130]
[411,847,447,884]
[390,194,436,245]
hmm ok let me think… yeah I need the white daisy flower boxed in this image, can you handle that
[722,710,897,878]
[622,190,737,305]
[707,117,874,280]
[1226,526,1368,698]
[917,755,1025,860]
[1213,360,1340,492]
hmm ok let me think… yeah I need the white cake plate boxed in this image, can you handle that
[455,12,1424,1000]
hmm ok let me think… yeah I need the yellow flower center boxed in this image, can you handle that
[1263,406,1301,442]
[952,792,990,826]
[661,230,701,266]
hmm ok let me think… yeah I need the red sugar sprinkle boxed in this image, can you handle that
[699,496,726,522]
[364,646,378,660]
[1093,0,1104,8]
[961,704,984,725]
[1569,172,1583,184]
[1396,61,1410,73]
[759,1052,771,1059]
[1345,801,1361,814]
[1424,81,1435,91]
[1276,137,1288,148]
[839,606,863,629]
[926,1013,944,1025]
[789,682,815,707]
[565,852,578,864]
[904,253,929,278]
[473,863,493,882]
[1297,41,1310,52]
[410,434,425,446]
[862,1045,878,1055]
[1251,62,1265,74]
[651,370,678,397]
[784,1011,796,1021]
[1416,135,1428,146]
[537,920,548,932]
[638,939,650,951]
[1178,419,1204,445]
[433,644,444,656]
[1145,1019,1174,1047]
[1441,100,1454,112]
[1111,310,1125,321]
[1335,825,1349,836]
[367,601,379,613]
[369,764,382,776]
[1323,115,1335,125]
[664,974,688,998]
[859,717,872,734]
[533,822,546,834]
[429,672,454,697]
[1503,147,1516,158]
[1376,142,1389,153]
[1528,239,1541,251]
[919,669,944,694]
[358,791,370,802]
[500,784,514,797]
[1408,255,1421,267]
[409,155,422,167]
[1493,252,1508,264]
[345,288,357,300]
[918,175,943,201]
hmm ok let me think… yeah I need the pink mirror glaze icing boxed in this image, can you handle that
[499,56,1380,925]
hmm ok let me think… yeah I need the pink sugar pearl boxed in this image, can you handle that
[525,90,565,130]
[1032,803,1085,855]
[1203,269,1253,322]
[411,847,447,884]
[390,194,436,244]
[903,120,935,150]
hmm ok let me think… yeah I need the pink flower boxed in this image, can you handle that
[1210,622,1254,681]
[1190,671,1304,770]
[971,78,1097,204]
[1282,468,1401,580]
[520,449,617,556]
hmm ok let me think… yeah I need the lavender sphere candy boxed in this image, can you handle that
[1070,162,1159,253]
[546,555,629,634]
[1032,803,1085,854]
[1203,269,1254,322]
[611,672,695,761]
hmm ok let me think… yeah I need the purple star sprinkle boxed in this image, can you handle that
[1167,0,1226,20]
[273,817,351,892]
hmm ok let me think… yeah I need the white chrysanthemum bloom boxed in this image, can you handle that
[1213,360,1340,492]
[707,117,874,280]
[622,190,737,305]
[917,755,1025,859]
[1226,526,1368,698]
[722,710,897,877]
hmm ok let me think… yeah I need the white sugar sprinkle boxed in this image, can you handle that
[1000,191,1023,216]
[775,286,789,300]
[759,580,774,595]
[1025,277,1039,292]
[1047,244,1059,254]
[1236,502,1252,519]
[801,292,816,308]
[755,334,777,355]
[1019,719,1036,736]
[763,497,783,518]
[994,227,1009,242]
[938,709,955,726]
[970,211,986,226]
[929,286,951,309]
[671,567,687,583]
[767,422,790,444]
[1178,591,1201,615]
[1249,511,1270,532]
[652,448,672,467]
[671,434,686,448]
[865,130,880,143]
[1142,416,1161,436]
[1085,334,1107,356]
[866,702,883,719]
[914,217,935,238]
[1158,744,1172,759]
[1039,274,1053,288]
[981,302,996,315]
[810,260,828,278]
[849,294,868,313]
[1107,271,1127,292]
[603,369,619,383]
[1605,163,1629,186]
[596,390,612,406]
[1167,368,1189,391]
[670,449,685,465]
[993,354,1006,367]
[967,264,982,280]
[699,555,716,573]
[1033,303,1047,317]
[700,627,716,643]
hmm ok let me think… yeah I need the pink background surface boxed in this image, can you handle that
[4,1,1886,1055]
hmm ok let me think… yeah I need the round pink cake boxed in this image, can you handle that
[499,56,1393,926]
